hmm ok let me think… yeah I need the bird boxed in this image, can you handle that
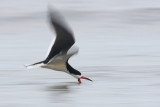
[26,8,92,84]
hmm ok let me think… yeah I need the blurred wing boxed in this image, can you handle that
[44,9,75,64]
[66,45,79,57]
[47,45,79,65]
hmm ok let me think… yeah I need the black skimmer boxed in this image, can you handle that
[26,8,92,84]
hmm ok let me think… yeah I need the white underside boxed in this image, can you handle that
[26,45,80,78]
[42,56,68,72]
[43,45,78,71]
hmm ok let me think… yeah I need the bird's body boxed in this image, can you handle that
[42,55,68,71]
[41,45,78,72]
[26,8,92,83]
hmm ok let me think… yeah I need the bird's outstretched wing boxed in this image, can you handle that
[44,9,75,64]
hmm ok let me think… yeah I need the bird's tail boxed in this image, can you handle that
[25,61,45,69]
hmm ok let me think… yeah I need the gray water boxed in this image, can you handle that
[1,0,160,107]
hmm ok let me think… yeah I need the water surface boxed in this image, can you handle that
[1,0,160,106]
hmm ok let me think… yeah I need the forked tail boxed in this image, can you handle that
[25,61,44,69]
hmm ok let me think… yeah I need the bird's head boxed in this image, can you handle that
[78,76,92,84]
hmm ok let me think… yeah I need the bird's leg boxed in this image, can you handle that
[78,78,81,84]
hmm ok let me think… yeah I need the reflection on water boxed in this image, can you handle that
[47,82,79,104]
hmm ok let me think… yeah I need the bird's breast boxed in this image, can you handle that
[41,54,70,72]
[43,60,67,72]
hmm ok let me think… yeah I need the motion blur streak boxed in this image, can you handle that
[0,0,160,107]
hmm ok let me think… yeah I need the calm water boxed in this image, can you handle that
[1,0,160,107]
